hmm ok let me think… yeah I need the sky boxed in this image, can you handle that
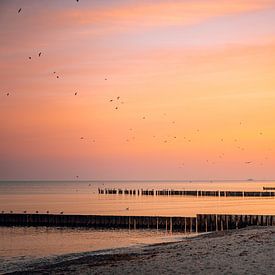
[1,0,275,180]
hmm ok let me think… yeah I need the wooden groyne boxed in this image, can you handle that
[0,213,274,233]
[98,188,275,198]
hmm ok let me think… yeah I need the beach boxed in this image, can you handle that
[8,226,275,274]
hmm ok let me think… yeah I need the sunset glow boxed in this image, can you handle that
[1,0,275,180]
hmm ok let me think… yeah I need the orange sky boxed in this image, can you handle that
[1,0,275,180]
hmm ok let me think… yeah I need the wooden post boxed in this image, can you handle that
[170,217,173,234]
[190,217,192,233]
[156,217,159,231]
[215,214,218,231]
[196,216,198,233]
[165,219,168,233]
[184,217,186,233]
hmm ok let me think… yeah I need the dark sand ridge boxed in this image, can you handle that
[8,226,275,275]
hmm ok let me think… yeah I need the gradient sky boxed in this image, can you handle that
[1,0,275,180]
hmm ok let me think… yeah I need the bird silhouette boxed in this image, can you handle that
[18,8,21,13]
[38,52,42,57]
[117,96,120,100]
[245,161,252,164]
[28,57,31,60]
[74,92,78,96]
[6,93,10,96]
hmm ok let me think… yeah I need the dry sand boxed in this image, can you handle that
[10,226,275,275]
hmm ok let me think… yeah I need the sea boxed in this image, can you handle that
[1,180,275,273]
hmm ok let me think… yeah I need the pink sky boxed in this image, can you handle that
[1,0,275,180]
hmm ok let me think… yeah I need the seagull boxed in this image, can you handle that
[18,8,21,13]
[28,56,31,60]
[6,93,10,96]
[60,211,64,214]
[74,92,78,96]
[38,52,42,57]
[109,99,113,102]
[56,76,59,79]
[115,107,118,110]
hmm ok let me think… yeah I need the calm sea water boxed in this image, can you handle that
[1,180,275,273]
[1,180,275,216]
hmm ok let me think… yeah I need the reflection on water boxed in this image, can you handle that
[1,180,275,273]
[0,226,191,273]
[1,181,275,216]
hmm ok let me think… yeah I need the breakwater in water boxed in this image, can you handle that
[98,188,275,197]
[0,213,274,233]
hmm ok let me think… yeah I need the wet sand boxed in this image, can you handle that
[10,226,275,274]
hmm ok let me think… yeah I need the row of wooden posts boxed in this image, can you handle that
[0,213,274,233]
[98,188,275,197]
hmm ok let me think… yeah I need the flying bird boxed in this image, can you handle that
[74,92,78,96]
[28,57,31,60]
[6,93,10,96]
[109,99,113,102]
[38,52,42,57]
[18,8,21,13]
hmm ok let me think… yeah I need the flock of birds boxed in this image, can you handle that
[2,3,272,176]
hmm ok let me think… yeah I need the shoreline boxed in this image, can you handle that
[7,226,275,274]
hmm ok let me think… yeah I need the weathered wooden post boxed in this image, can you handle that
[156,217,159,231]
[184,217,187,233]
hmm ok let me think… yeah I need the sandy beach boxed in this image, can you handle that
[8,226,275,275]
